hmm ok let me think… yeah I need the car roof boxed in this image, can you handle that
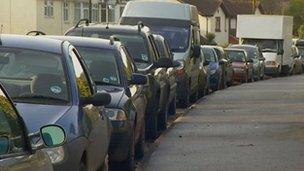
[231,44,257,49]
[225,48,246,52]
[44,35,121,50]
[67,24,151,35]
[0,34,63,54]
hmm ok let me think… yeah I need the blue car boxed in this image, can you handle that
[46,35,148,171]
[0,34,111,171]
[202,46,224,91]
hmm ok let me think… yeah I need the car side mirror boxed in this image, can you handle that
[40,125,66,147]
[129,73,147,85]
[153,58,173,68]
[192,46,201,59]
[260,57,266,61]
[203,61,210,66]
[81,92,111,106]
[247,58,254,63]
[0,136,10,155]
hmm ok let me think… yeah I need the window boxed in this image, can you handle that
[44,0,54,17]
[69,47,92,97]
[92,4,99,22]
[215,17,221,32]
[0,90,26,156]
[120,47,134,81]
[74,2,89,21]
[101,3,107,22]
[63,2,69,21]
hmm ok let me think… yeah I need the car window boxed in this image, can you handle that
[202,48,216,62]
[120,47,135,81]
[76,46,121,86]
[226,51,246,62]
[0,89,27,156]
[0,47,69,104]
[69,47,93,97]
[148,35,160,61]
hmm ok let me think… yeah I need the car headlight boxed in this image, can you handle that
[43,146,65,164]
[103,108,127,121]
[210,70,216,75]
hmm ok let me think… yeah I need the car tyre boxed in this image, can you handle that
[79,159,86,171]
[179,84,190,108]
[190,86,198,103]
[135,122,145,159]
[158,104,168,131]
[168,96,176,115]
[122,130,135,171]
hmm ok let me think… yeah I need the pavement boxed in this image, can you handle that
[137,75,304,171]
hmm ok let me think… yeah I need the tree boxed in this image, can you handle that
[287,0,304,36]
[298,25,304,39]
[205,33,217,45]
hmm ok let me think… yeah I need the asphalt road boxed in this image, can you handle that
[137,75,304,171]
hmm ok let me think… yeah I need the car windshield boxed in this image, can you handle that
[76,47,121,86]
[226,50,246,62]
[243,39,278,52]
[150,26,190,53]
[202,48,216,62]
[68,31,151,69]
[0,47,68,104]
[231,46,259,59]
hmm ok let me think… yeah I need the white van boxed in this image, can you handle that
[119,1,202,107]
[237,15,293,76]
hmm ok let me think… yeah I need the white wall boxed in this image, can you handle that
[210,7,229,45]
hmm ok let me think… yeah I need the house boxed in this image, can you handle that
[178,0,264,45]
[0,0,128,35]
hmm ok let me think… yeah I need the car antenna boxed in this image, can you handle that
[137,21,144,32]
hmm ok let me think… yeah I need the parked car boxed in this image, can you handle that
[119,1,202,108]
[291,45,302,75]
[0,82,67,171]
[0,34,111,171]
[231,44,265,80]
[201,46,224,91]
[198,46,210,97]
[47,35,148,170]
[210,46,234,87]
[294,39,304,71]
[66,22,177,140]
[225,48,254,83]
[153,34,177,115]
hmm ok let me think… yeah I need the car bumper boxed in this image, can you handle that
[233,68,246,81]
[265,66,279,75]
[108,121,132,162]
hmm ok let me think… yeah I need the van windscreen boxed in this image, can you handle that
[121,17,190,53]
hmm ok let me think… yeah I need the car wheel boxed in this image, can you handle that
[158,104,168,131]
[135,122,145,159]
[146,111,158,141]
[190,86,198,103]
[168,96,176,116]
[79,159,86,171]
[179,84,190,108]
[122,130,135,171]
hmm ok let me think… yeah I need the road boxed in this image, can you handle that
[137,75,304,171]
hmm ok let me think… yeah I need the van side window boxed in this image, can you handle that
[0,91,26,156]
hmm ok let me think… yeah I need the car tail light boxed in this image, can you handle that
[176,68,185,76]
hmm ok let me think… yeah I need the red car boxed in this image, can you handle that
[225,48,254,83]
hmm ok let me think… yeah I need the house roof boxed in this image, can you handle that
[180,0,265,17]
[181,0,223,17]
